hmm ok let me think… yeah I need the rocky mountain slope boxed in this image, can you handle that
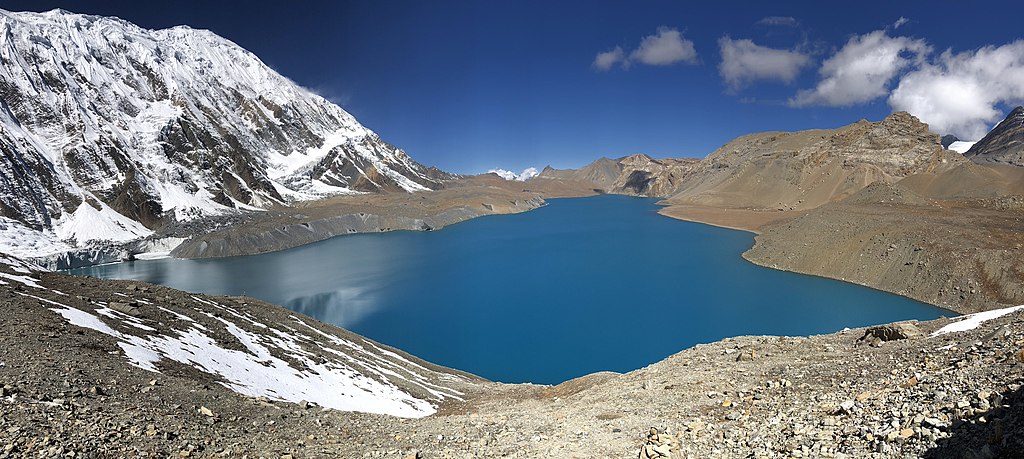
[539,157,623,190]
[663,112,964,211]
[545,113,963,208]
[0,9,451,259]
[2,255,1023,458]
[539,154,699,197]
[743,176,1024,314]
[965,106,1024,167]
[648,108,1024,316]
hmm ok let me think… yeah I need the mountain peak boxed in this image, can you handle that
[881,111,926,129]
[0,8,451,257]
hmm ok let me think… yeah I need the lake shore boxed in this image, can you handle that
[7,257,1024,458]
[90,162,1017,319]
[74,195,946,385]
[658,189,1024,316]
[656,203,803,234]
[167,175,598,259]
[156,179,1021,317]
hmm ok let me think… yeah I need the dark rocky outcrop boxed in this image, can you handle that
[941,134,960,149]
[860,322,924,343]
[965,106,1024,167]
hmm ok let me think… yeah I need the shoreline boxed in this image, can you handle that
[7,255,1024,458]
[655,203,806,234]
[656,199,1022,316]
[655,202,971,315]
[47,189,1013,317]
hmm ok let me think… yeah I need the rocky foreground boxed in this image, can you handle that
[1,257,1023,458]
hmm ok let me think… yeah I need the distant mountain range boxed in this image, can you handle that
[539,154,699,197]
[543,112,971,210]
[0,9,450,254]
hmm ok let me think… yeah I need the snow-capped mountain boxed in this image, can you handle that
[0,9,451,256]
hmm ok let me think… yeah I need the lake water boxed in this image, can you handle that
[71,195,950,384]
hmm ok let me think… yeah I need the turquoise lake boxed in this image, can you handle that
[71,195,950,384]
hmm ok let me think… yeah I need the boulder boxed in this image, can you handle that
[860,322,923,343]
[108,302,141,317]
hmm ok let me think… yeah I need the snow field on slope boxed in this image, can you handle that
[0,263,466,418]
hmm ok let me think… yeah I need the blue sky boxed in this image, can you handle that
[3,1,1023,174]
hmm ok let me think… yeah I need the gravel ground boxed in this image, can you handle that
[1,258,1022,458]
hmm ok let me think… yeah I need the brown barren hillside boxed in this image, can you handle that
[539,154,700,197]
[664,112,964,211]
[540,109,1024,315]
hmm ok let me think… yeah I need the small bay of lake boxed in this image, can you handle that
[71,195,949,384]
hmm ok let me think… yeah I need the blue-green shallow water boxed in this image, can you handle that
[70,195,950,384]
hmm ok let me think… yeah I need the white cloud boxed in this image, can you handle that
[718,37,811,90]
[593,26,699,71]
[789,30,930,107]
[593,46,626,71]
[893,17,909,29]
[630,27,698,66]
[757,16,799,27]
[889,41,1024,139]
[489,167,539,181]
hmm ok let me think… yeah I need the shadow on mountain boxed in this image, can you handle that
[925,384,1024,458]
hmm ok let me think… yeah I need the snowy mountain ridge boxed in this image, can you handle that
[0,8,451,257]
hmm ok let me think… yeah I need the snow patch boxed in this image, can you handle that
[0,217,74,259]
[489,167,540,181]
[46,300,455,417]
[53,201,153,244]
[931,305,1024,336]
[134,237,186,260]
[948,141,977,154]
[51,304,120,336]
[0,254,35,274]
[0,272,43,289]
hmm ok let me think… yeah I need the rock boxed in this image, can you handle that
[736,351,756,362]
[199,406,216,417]
[108,302,141,317]
[860,323,923,342]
